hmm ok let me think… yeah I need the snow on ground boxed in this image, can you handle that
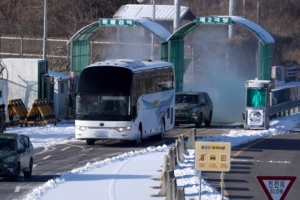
[4,113,300,200]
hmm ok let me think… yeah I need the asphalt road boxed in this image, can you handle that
[0,125,203,200]
[203,132,300,200]
[4,123,299,200]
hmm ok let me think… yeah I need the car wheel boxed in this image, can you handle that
[196,113,203,128]
[204,112,212,127]
[157,120,165,140]
[24,159,33,178]
[133,127,142,145]
[13,164,20,182]
[86,139,95,145]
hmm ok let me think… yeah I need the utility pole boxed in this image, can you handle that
[228,0,236,38]
[151,0,155,60]
[174,0,181,32]
[43,0,47,60]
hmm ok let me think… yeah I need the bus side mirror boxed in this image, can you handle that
[132,106,137,117]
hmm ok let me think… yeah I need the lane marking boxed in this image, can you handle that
[33,164,38,168]
[232,159,291,163]
[42,155,52,160]
[222,136,271,197]
[61,147,71,151]
[14,186,20,192]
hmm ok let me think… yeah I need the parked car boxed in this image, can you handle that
[175,92,213,127]
[0,133,34,181]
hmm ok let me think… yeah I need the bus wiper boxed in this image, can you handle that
[80,112,96,118]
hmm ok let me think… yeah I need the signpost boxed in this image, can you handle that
[256,176,297,200]
[196,16,232,25]
[99,18,134,27]
[195,141,231,199]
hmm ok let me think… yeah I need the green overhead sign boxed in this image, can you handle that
[99,18,134,27]
[196,17,232,25]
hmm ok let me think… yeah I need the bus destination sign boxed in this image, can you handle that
[99,18,134,27]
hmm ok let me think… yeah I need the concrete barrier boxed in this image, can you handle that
[178,134,187,160]
[168,146,177,170]
[176,186,185,200]
[186,128,196,149]
[175,140,182,164]
[157,170,174,197]
[166,176,177,200]
[159,155,171,180]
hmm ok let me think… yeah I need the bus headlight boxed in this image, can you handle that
[115,126,131,132]
[75,125,88,131]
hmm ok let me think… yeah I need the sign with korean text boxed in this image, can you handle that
[195,141,231,172]
[99,18,134,27]
[256,176,296,200]
[196,17,232,25]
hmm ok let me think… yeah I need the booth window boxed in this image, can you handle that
[247,88,266,107]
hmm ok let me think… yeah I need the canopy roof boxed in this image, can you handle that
[67,18,171,44]
[168,16,275,45]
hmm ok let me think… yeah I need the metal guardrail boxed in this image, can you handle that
[269,99,300,116]
[269,85,300,117]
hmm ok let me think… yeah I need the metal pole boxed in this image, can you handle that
[228,0,236,39]
[198,171,202,200]
[221,172,224,199]
[43,0,47,60]
[243,0,246,17]
[151,0,155,60]
[173,0,181,32]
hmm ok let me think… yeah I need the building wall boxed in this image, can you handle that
[1,58,43,110]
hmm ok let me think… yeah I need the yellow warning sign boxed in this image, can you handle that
[195,141,231,172]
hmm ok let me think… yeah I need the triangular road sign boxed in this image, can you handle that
[256,176,297,200]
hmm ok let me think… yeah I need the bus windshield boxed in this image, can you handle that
[76,94,131,117]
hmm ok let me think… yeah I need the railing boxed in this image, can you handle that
[269,66,300,117]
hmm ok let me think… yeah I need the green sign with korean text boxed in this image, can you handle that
[99,18,134,27]
[196,17,232,25]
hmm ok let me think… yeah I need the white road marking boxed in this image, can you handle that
[33,164,37,168]
[14,186,20,192]
[232,159,291,163]
[42,155,52,160]
[61,147,71,151]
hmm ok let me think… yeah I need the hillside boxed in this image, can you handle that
[0,0,299,67]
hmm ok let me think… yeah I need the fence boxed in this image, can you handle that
[270,66,300,118]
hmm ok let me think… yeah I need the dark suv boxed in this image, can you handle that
[0,133,34,181]
[175,92,213,127]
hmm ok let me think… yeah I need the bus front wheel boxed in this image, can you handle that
[133,127,142,145]
[86,139,95,145]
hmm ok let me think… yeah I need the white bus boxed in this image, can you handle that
[75,59,175,145]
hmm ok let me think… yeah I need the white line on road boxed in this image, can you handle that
[42,155,52,160]
[33,164,37,168]
[61,147,71,151]
[231,159,291,163]
[14,186,20,192]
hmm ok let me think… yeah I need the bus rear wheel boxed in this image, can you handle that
[157,120,165,140]
[86,139,95,145]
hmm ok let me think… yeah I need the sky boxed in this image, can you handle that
[3,113,300,200]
